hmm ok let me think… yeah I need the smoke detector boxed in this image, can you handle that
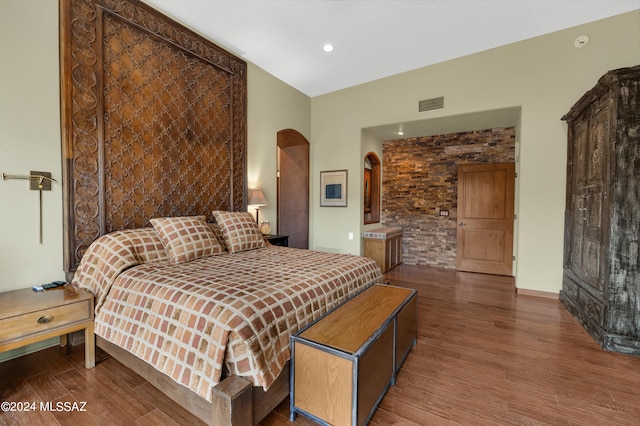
[574,35,590,48]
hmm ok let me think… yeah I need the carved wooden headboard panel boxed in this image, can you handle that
[60,0,247,273]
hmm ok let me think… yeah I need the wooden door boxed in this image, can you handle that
[277,129,309,249]
[566,98,610,292]
[456,163,515,276]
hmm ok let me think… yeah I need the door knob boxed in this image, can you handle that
[458,222,466,226]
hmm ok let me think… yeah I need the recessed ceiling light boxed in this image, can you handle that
[398,131,404,136]
[323,43,334,52]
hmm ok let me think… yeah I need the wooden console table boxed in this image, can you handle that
[290,284,417,426]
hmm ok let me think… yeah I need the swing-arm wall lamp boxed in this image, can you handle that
[2,171,57,190]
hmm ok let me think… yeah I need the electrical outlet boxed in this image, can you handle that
[348,232,354,240]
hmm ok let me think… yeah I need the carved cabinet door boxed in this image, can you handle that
[567,94,612,294]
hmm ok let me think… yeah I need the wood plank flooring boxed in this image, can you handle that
[2,264,640,425]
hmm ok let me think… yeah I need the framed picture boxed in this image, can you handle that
[320,170,348,207]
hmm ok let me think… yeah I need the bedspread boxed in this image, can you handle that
[79,242,381,401]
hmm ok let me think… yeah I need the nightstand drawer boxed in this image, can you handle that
[0,300,91,343]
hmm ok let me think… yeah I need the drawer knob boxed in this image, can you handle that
[37,314,53,324]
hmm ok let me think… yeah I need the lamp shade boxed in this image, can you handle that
[248,188,268,207]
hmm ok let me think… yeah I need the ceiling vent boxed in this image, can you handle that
[418,96,444,112]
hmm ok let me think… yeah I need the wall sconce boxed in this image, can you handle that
[248,188,268,225]
[2,171,58,244]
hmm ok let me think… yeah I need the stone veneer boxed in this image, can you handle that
[381,127,515,268]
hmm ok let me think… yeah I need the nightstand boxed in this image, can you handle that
[266,234,289,247]
[0,285,95,368]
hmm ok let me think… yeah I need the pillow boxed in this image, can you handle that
[208,221,226,250]
[212,211,267,253]
[72,227,169,313]
[150,216,224,263]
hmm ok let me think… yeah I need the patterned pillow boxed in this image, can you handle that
[212,211,267,253]
[208,222,227,250]
[150,216,225,263]
[72,227,169,313]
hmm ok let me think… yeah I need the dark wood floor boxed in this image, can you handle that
[2,264,640,425]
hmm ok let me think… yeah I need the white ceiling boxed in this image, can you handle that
[145,0,639,97]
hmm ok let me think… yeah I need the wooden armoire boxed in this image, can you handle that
[560,65,640,356]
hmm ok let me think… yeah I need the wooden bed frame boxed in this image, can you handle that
[97,336,290,425]
[60,1,285,424]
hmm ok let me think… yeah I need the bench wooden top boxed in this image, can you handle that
[298,284,414,354]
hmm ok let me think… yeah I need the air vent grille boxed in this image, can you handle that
[418,96,445,112]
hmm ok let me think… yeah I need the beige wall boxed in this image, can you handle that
[246,62,311,231]
[310,11,640,292]
[0,0,64,292]
[0,0,63,361]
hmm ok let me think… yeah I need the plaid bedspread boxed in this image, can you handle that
[74,230,381,401]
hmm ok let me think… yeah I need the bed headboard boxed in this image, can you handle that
[60,0,247,273]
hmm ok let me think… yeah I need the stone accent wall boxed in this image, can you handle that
[381,128,515,268]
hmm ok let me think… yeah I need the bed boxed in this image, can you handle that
[72,214,381,423]
[59,1,382,423]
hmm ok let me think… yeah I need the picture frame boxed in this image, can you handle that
[320,170,348,207]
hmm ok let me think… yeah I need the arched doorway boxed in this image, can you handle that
[364,152,380,224]
[277,129,309,248]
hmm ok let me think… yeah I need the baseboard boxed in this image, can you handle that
[0,331,86,364]
[516,288,559,300]
[0,337,59,363]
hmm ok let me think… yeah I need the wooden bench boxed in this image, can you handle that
[290,284,417,426]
